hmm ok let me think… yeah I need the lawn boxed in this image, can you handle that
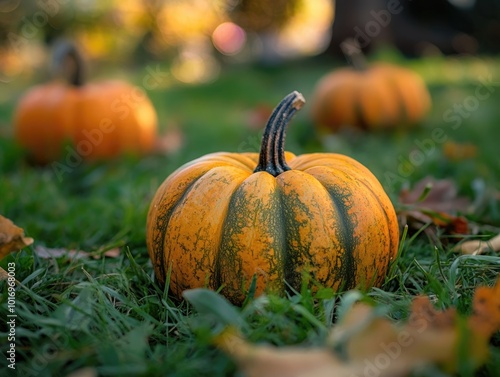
[1,53,500,376]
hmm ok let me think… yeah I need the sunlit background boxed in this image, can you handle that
[1,0,498,87]
[0,0,336,85]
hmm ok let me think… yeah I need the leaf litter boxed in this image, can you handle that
[0,214,34,260]
[186,277,500,377]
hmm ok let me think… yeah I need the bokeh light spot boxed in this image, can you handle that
[212,22,246,56]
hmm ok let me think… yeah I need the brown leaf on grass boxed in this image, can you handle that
[399,176,470,214]
[453,233,500,255]
[398,177,471,242]
[153,126,184,155]
[404,296,463,371]
[34,246,121,260]
[216,328,344,377]
[0,214,34,259]
[328,300,463,373]
[216,278,500,377]
[101,247,121,258]
[0,266,10,281]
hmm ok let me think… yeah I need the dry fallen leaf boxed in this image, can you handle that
[216,328,344,377]
[453,233,500,255]
[398,177,471,242]
[399,177,470,213]
[34,246,121,260]
[328,299,463,374]
[100,247,121,258]
[0,214,34,259]
[215,278,500,377]
[0,266,10,281]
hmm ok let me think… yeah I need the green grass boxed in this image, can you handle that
[1,54,500,376]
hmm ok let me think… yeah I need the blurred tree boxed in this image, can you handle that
[473,0,500,53]
[2,0,497,83]
[326,0,500,58]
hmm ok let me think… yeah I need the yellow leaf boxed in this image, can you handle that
[0,215,34,260]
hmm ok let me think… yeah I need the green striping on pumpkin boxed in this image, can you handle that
[146,91,399,304]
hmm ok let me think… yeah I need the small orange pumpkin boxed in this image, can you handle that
[13,42,158,164]
[147,91,399,304]
[311,43,431,132]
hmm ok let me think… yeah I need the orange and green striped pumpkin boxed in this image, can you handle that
[147,91,399,304]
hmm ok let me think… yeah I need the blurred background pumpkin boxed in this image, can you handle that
[311,40,431,132]
[13,40,158,164]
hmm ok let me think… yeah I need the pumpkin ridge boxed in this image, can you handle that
[148,163,231,284]
[277,171,345,292]
[355,178,399,275]
[276,180,303,292]
[353,179,394,284]
[274,186,287,293]
[165,167,249,296]
[150,175,202,284]
[212,184,244,296]
[214,173,285,303]
[307,164,397,288]
[322,184,358,290]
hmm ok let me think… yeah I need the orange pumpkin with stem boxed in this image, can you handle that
[311,40,431,132]
[147,91,399,304]
[13,41,158,164]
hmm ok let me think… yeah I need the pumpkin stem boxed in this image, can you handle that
[254,91,305,177]
[340,38,368,71]
[52,40,85,87]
